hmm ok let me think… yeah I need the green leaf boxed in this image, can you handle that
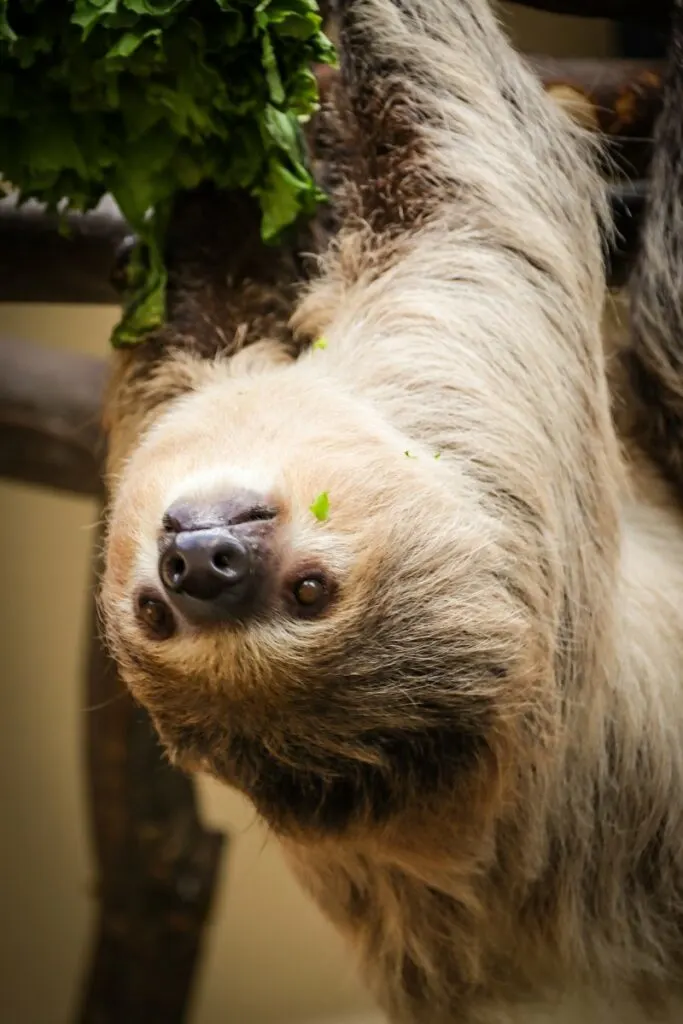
[106,27,161,58]
[309,491,330,522]
[255,160,303,240]
[111,199,171,346]
[312,336,327,350]
[73,0,121,38]
[261,104,298,155]
[261,31,285,105]
[0,0,17,44]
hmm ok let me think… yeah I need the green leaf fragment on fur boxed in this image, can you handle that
[310,491,330,521]
[313,336,327,350]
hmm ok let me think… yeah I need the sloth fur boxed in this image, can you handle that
[101,1,683,1021]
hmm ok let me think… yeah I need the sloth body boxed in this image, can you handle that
[102,1,683,1021]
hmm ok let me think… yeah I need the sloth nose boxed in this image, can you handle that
[158,493,277,624]
[160,528,251,598]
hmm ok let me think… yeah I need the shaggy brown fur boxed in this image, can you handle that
[101,1,683,1021]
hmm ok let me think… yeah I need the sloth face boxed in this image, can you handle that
[102,357,539,838]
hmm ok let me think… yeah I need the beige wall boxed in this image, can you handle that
[0,10,617,1024]
[500,5,614,56]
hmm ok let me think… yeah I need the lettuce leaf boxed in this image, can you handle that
[0,0,335,345]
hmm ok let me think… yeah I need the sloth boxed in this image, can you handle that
[101,0,683,1021]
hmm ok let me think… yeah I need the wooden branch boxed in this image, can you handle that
[0,336,106,495]
[503,0,670,20]
[77,524,226,1024]
[0,200,130,305]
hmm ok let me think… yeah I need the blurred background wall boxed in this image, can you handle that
[0,9,617,1024]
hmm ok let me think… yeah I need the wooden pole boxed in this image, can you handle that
[77,535,226,1024]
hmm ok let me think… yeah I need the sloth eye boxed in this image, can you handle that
[136,591,175,639]
[295,578,326,606]
[291,576,331,617]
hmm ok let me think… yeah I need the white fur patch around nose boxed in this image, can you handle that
[164,464,276,512]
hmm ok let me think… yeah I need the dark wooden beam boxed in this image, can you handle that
[76,525,227,1024]
[0,336,106,496]
[0,202,129,306]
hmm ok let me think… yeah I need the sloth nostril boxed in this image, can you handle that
[212,550,233,571]
[162,553,187,589]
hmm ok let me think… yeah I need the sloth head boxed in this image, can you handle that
[102,351,548,841]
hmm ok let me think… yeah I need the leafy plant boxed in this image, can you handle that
[0,0,335,345]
